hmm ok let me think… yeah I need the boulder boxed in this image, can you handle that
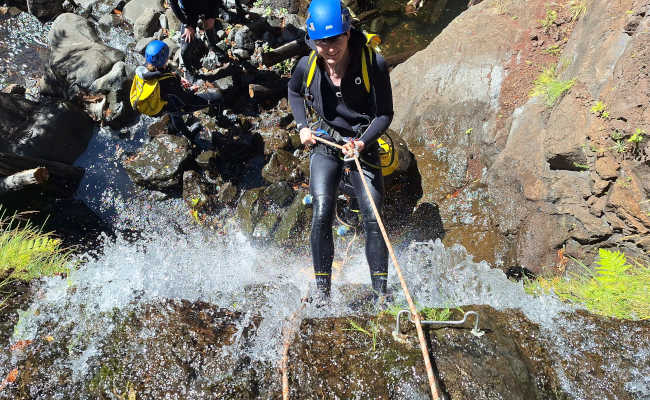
[133,8,161,41]
[89,61,137,127]
[26,0,63,21]
[273,190,311,244]
[122,0,164,25]
[261,149,301,183]
[258,126,290,155]
[123,134,191,190]
[235,187,265,234]
[48,13,124,90]
[0,93,94,164]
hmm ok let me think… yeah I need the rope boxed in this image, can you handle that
[312,135,443,400]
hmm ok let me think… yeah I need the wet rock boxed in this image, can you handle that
[26,0,63,21]
[233,25,255,50]
[48,13,124,90]
[262,181,294,208]
[123,134,191,190]
[1,83,26,95]
[258,126,290,155]
[262,149,301,183]
[195,150,218,170]
[0,93,94,164]
[217,181,237,204]
[97,13,119,32]
[4,300,648,400]
[235,186,265,234]
[183,170,212,211]
[135,37,154,54]
[134,8,161,41]
[147,114,171,137]
[252,211,280,239]
[89,61,137,127]
[273,189,311,244]
[122,0,164,25]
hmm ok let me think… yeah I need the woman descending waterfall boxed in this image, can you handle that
[287,0,394,304]
[129,40,223,139]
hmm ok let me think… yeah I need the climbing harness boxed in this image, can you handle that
[394,310,485,338]
[129,73,175,116]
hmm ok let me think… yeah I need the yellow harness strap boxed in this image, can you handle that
[305,50,319,89]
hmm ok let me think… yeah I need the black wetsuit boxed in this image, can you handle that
[287,29,394,296]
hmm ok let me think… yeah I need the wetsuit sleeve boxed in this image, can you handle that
[288,56,310,130]
[358,52,393,145]
[169,0,194,26]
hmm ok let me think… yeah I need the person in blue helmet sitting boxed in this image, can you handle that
[130,40,222,138]
[287,0,394,303]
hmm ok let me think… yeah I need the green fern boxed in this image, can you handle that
[528,249,649,320]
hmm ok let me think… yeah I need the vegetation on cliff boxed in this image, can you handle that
[526,248,649,320]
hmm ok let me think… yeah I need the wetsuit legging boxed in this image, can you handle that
[310,144,388,296]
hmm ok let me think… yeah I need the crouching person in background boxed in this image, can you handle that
[130,40,223,139]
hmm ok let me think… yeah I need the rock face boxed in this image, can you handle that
[0,93,94,163]
[48,13,124,91]
[389,0,650,271]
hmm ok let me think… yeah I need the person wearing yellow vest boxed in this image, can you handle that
[287,0,394,303]
[130,40,222,138]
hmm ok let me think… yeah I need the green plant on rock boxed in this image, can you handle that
[573,162,590,170]
[529,64,576,106]
[540,9,558,30]
[525,249,649,320]
[274,57,296,76]
[611,140,627,153]
[345,318,380,351]
[628,128,645,153]
[543,44,562,56]
[567,0,588,21]
[590,100,609,119]
[420,307,452,321]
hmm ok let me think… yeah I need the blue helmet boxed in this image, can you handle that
[306,0,351,40]
[145,40,170,68]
